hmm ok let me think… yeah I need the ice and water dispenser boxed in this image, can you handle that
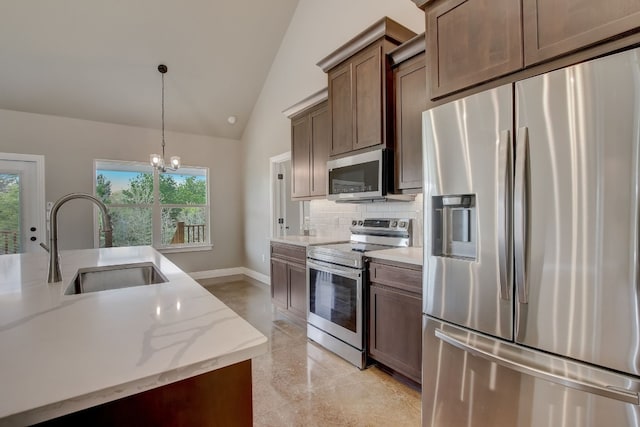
[432,194,477,260]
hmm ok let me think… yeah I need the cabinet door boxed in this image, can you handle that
[427,0,523,98]
[369,284,422,383]
[328,63,353,156]
[309,105,329,197]
[291,115,310,198]
[523,0,640,66]
[395,53,426,190]
[287,262,307,320]
[270,258,288,309]
[353,45,383,150]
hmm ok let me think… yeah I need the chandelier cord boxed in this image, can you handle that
[161,69,166,161]
[151,63,177,171]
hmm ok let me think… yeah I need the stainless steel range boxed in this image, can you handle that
[306,218,412,369]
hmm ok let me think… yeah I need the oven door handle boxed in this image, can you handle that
[307,259,363,280]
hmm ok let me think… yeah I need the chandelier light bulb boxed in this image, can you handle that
[150,154,162,168]
[170,156,181,169]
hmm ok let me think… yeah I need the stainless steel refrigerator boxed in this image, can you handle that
[422,47,640,426]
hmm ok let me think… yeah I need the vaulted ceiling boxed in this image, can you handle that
[0,0,300,139]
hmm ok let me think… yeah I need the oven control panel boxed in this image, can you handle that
[350,218,411,234]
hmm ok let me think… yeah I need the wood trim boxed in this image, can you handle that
[282,88,328,118]
[317,17,416,72]
[411,0,432,9]
[389,33,426,66]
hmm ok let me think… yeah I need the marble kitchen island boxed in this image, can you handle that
[0,246,268,426]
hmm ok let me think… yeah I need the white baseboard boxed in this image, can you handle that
[189,267,244,280]
[189,267,270,285]
[241,268,270,285]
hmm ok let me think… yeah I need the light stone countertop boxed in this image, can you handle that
[0,246,268,426]
[270,235,348,247]
[365,246,424,266]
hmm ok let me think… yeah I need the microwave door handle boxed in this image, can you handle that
[498,129,512,301]
[514,126,529,304]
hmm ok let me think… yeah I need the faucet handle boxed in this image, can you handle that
[39,242,50,252]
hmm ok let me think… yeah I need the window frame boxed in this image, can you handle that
[93,159,212,253]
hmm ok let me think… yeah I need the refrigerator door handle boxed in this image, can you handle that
[514,126,529,304]
[498,129,512,301]
[435,328,640,405]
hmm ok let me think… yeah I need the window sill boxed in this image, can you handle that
[157,244,213,254]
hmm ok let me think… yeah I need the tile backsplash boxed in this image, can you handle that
[306,193,424,247]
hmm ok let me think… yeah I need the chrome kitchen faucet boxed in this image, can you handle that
[45,193,113,283]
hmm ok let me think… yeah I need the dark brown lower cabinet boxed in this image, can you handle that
[270,242,307,323]
[368,259,422,385]
[287,261,307,319]
[37,360,253,427]
[270,257,288,308]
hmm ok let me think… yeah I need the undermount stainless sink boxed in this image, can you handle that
[64,262,168,295]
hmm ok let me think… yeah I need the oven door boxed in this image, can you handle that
[306,258,363,349]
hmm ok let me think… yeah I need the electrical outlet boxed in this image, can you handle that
[262,254,266,263]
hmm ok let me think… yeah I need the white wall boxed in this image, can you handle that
[241,0,425,274]
[0,108,243,273]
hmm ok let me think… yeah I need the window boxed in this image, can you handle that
[94,160,210,250]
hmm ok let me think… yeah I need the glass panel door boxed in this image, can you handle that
[0,172,20,254]
[0,155,45,254]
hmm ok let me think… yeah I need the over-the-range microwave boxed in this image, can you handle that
[326,148,414,203]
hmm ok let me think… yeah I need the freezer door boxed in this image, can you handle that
[423,84,513,340]
[423,317,640,427]
[515,47,640,376]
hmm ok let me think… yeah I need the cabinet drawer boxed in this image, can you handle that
[270,242,307,263]
[369,261,422,293]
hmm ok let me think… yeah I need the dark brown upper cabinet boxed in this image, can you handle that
[522,0,640,66]
[426,0,523,99]
[415,0,640,99]
[390,34,426,192]
[283,89,329,200]
[317,17,416,157]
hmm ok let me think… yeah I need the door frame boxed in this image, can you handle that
[269,151,291,238]
[0,152,46,252]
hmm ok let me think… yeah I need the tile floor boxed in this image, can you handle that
[199,277,422,427]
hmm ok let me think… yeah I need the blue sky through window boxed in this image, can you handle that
[97,170,205,192]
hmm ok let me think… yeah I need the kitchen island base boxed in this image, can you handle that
[35,360,252,427]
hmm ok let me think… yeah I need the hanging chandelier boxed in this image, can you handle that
[150,64,180,172]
